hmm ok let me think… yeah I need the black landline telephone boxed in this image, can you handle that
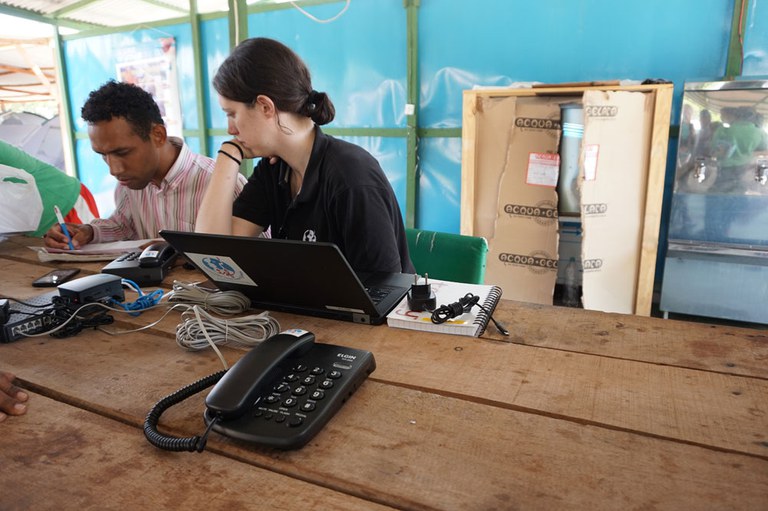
[144,329,376,451]
[101,241,177,285]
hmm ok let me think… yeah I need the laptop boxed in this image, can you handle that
[159,230,414,325]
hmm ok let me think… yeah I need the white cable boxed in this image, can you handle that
[165,280,251,315]
[290,0,350,23]
[176,305,281,369]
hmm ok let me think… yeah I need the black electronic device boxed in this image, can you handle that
[101,241,177,286]
[159,230,413,325]
[32,268,81,287]
[0,291,57,343]
[144,329,376,451]
[57,273,124,305]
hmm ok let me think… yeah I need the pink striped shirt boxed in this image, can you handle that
[90,138,246,242]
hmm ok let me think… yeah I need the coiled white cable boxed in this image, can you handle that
[166,280,251,315]
[176,305,281,369]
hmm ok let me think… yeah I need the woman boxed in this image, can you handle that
[196,37,414,274]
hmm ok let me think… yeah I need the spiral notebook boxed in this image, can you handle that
[386,279,503,337]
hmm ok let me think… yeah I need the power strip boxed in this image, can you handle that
[0,291,58,343]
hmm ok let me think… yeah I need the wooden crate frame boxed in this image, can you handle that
[460,83,673,316]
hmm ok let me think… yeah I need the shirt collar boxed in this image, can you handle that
[154,137,187,190]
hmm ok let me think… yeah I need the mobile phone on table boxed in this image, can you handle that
[32,268,81,287]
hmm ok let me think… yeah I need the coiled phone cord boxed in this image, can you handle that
[143,369,226,452]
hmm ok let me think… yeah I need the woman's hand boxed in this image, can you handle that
[222,139,277,164]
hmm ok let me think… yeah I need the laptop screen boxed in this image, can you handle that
[159,230,412,325]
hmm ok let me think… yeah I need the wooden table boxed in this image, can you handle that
[1,235,766,510]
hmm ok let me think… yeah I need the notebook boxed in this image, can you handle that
[386,279,503,337]
[159,230,414,325]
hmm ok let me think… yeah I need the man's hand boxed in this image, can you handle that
[43,223,94,249]
[0,371,28,423]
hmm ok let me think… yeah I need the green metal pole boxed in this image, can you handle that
[404,0,420,229]
[189,0,209,156]
[228,0,249,48]
[52,30,78,179]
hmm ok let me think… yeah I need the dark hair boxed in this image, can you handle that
[81,80,164,140]
[213,37,335,126]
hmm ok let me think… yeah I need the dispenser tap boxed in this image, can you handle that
[693,157,707,183]
[756,159,768,185]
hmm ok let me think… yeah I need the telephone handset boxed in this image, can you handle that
[138,241,177,268]
[102,241,178,285]
[144,329,376,452]
[205,329,316,420]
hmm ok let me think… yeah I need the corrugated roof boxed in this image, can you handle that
[0,0,231,104]
[0,0,230,28]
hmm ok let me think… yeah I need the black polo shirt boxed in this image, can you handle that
[233,127,414,274]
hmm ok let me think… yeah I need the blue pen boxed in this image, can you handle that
[53,205,75,250]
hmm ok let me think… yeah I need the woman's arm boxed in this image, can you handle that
[196,141,263,236]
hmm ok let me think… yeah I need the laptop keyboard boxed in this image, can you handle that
[365,285,394,305]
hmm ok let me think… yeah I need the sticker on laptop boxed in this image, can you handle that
[184,252,257,286]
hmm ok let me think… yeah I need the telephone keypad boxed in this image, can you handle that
[208,343,376,449]
[258,360,348,429]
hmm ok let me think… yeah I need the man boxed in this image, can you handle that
[0,371,28,423]
[44,80,247,248]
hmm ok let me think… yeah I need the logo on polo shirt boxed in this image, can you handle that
[303,229,316,242]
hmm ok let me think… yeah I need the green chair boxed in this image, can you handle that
[405,228,489,284]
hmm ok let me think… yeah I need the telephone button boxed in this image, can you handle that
[302,375,316,385]
[292,386,307,396]
[310,366,325,375]
[319,379,334,389]
[293,364,308,373]
[274,414,287,423]
[276,383,291,393]
[328,370,342,379]
[284,373,299,382]
[288,416,304,428]
[282,397,298,408]
[264,395,279,404]
[301,402,316,412]
[310,390,325,400]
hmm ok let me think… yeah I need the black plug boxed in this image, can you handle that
[407,274,436,311]
[0,298,9,325]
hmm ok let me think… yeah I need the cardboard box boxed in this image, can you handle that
[461,83,673,315]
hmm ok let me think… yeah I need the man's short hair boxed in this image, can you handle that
[81,80,164,140]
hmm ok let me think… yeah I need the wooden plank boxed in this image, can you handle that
[460,91,478,235]
[0,393,395,511]
[488,300,768,378]
[10,379,768,510]
[635,85,674,316]
[533,80,622,88]
[2,315,766,458]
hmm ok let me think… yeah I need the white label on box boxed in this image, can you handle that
[584,144,599,180]
[526,152,560,187]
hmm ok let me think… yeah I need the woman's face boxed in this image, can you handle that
[218,95,270,156]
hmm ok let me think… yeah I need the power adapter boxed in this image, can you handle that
[0,298,9,325]
[407,274,436,311]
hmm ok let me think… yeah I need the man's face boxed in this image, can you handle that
[88,117,163,189]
